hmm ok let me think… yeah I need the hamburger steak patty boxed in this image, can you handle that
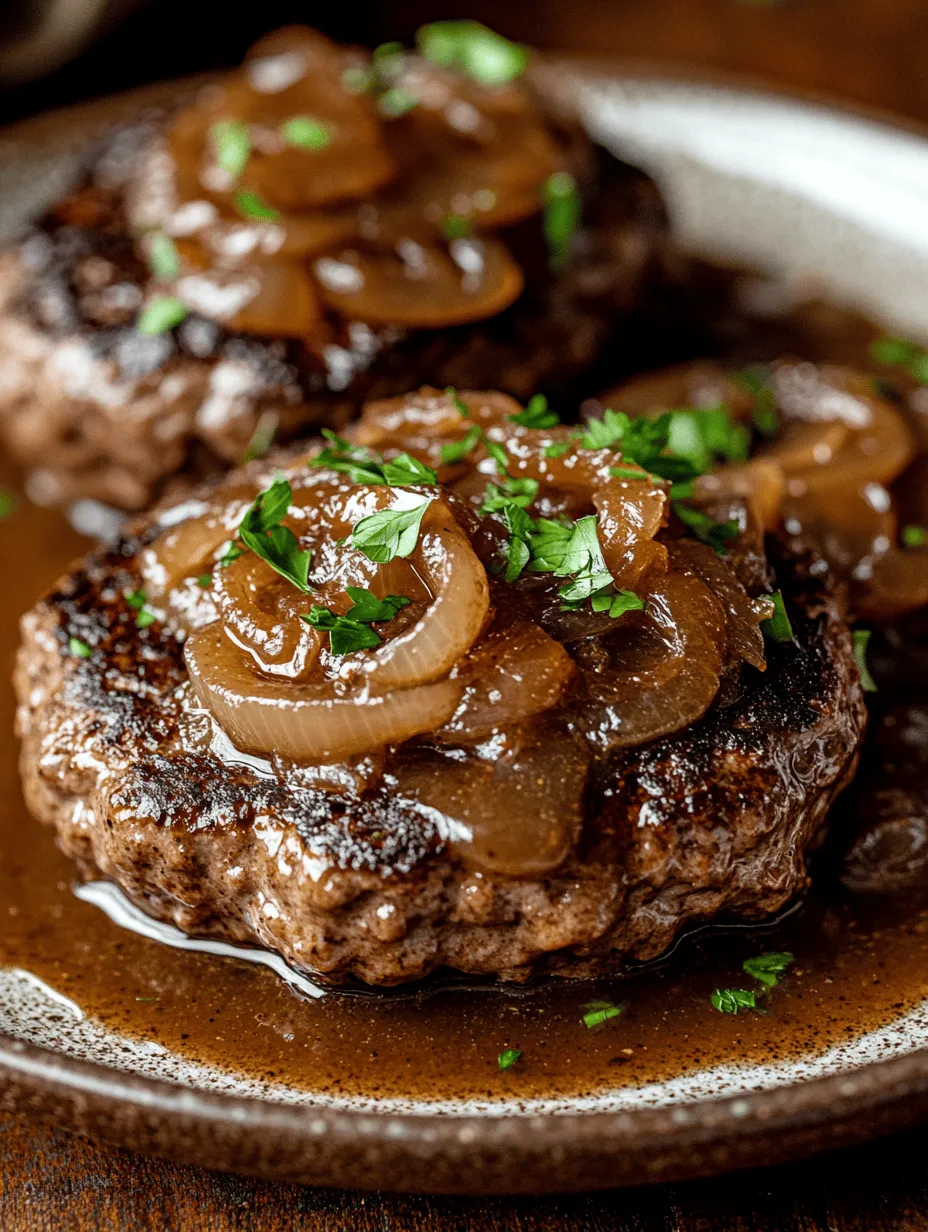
[0,78,669,511]
[16,521,865,986]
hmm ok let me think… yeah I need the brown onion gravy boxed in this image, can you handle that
[3,277,928,1105]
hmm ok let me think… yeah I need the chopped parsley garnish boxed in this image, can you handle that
[148,232,180,280]
[743,951,794,988]
[527,514,639,614]
[228,476,312,592]
[672,502,739,556]
[68,636,92,660]
[761,589,794,642]
[350,499,431,564]
[241,413,278,463]
[196,573,213,589]
[498,501,534,583]
[590,588,645,618]
[311,431,438,486]
[582,404,747,485]
[509,394,559,429]
[734,365,778,437]
[441,213,472,241]
[439,425,482,465]
[542,171,581,273]
[871,335,928,384]
[377,87,420,118]
[211,120,251,179]
[853,628,878,693]
[581,1000,624,1030]
[479,477,539,513]
[417,20,529,86]
[497,1048,522,1071]
[125,587,157,629]
[903,524,928,548]
[280,115,331,150]
[234,191,280,222]
[302,587,410,656]
[381,453,439,486]
[711,988,758,1015]
[136,295,187,335]
[0,488,16,519]
[445,386,471,418]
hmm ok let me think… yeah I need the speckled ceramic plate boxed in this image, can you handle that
[3,62,928,1194]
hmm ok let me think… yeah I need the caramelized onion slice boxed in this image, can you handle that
[175,261,320,336]
[437,622,575,742]
[353,503,491,690]
[670,538,768,671]
[185,622,463,761]
[692,458,785,533]
[313,237,523,328]
[394,726,589,877]
[578,570,725,751]
[854,546,928,622]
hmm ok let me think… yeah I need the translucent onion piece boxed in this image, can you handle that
[313,237,523,328]
[185,622,464,761]
[598,361,752,422]
[854,546,928,622]
[352,505,490,690]
[175,261,320,337]
[579,570,726,751]
[692,458,785,533]
[670,538,768,671]
[394,728,589,876]
[437,622,575,742]
[352,387,521,457]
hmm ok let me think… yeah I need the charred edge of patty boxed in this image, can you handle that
[12,527,866,986]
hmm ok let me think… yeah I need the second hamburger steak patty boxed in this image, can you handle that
[0,25,669,512]
[15,387,866,985]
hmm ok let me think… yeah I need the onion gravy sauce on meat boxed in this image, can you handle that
[3,265,928,1102]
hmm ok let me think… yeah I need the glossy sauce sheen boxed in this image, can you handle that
[3,291,928,1105]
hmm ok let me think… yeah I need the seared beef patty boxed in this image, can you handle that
[15,387,866,985]
[0,29,670,511]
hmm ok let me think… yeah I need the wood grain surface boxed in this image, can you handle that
[2,1109,928,1230]
[4,0,928,1227]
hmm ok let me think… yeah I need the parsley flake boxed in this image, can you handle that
[234,191,280,222]
[734,365,778,437]
[350,499,431,564]
[673,502,739,556]
[761,589,794,643]
[542,171,581,273]
[417,20,529,87]
[211,120,251,179]
[853,628,878,693]
[228,476,312,592]
[241,412,278,463]
[497,1048,522,1071]
[302,587,410,656]
[743,951,794,988]
[137,295,187,335]
[581,1000,624,1030]
[280,115,331,150]
[148,232,180,280]
[445,386,471,418]
[440,425,482,465]
[903,524,928,548]
[509,394,559,429]
[68,636,92,660]
[377,87,420,118]
[870,334,928,383]
[311,432,437,487]
[711,988,758,1015]
[0,488,16,519]
[497,501,535,583]
[124,587,157,629]
[590,588,645,618]
[196,573,213,589]
[442,213,472,240]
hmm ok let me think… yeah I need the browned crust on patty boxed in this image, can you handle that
[15,511,866,985]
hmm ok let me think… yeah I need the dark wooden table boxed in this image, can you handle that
[5,0,928,1226]
[3,1108,928,1230]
